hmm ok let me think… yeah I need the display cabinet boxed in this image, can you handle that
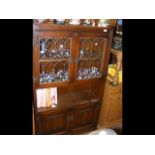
[33,23,113,134]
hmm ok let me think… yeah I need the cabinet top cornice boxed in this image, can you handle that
[33,23,113,32]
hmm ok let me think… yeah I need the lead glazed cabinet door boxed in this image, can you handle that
[33,32,74,86]
[76,37,107,81]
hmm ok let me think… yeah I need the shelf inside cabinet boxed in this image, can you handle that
[37,89,100,113]
[79,57,100,61]
[39,58,69,62]
[39,38,71,60]
[39,59,69,83]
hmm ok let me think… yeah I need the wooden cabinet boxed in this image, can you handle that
[36,102,100,135]
[33,23,113,134]
[98,80,122,128]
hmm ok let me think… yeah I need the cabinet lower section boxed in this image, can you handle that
[35,102,100,135]
[36,109,68,134]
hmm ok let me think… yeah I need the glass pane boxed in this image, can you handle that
[40,38,70,59]
[77,38,106,80]
[39,38,71,83]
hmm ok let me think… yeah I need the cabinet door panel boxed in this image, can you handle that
[69,103,99,129]
[36,111,68,134]
[39,37,71,83]
[34,33,73,86]
[76,37,107,80]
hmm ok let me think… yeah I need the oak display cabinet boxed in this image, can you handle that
[33,23,113,134]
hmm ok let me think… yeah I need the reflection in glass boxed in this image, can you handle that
[40,38,70,59]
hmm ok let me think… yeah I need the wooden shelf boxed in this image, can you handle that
[79,57,100,60]
[35,78,101,89]
[77,76,101,81]
[37,89,100,113]
[39,58,69,62]
[33,23,113,33]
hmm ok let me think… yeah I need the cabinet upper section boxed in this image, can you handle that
[33,24,113,87]
[33,23,113,34]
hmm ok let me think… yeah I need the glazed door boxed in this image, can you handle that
[33,32,73,87]
[75,37,107,81]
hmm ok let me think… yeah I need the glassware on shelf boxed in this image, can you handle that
[84,19,91,26]
[39,69,69,83]
[40,38,71,59]
[79,49,99,58]
[40,48,70,59]
[66,49,70,57]
[54,19,65,24]
[80,49,84,57]
[56,70,69,81]
[35,19,46,23]
[91,19,96,27]
[98,19,110,27]
[40,39,46,57]
[40,74,44,83]
[50,49,57,58]
[77,67,101,80]
[69,19,81,25]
